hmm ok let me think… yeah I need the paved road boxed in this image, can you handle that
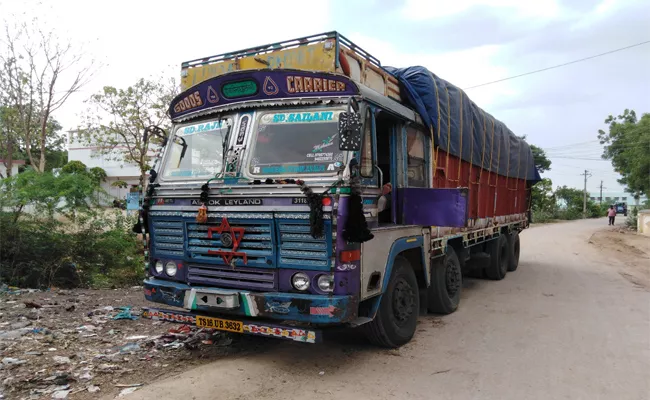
[124,218,650,400]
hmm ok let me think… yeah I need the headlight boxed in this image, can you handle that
[317,274,335,292]
[155,260,164,274]
[165,261,177,277]
[291,272,310,291]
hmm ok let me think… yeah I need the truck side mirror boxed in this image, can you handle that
[144,125,169,147]
[339,98,362,151]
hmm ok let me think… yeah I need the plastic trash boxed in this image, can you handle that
[2,357,27,366]
[118,343,141,354]
[113,307,138,320]
[52,389,71,399]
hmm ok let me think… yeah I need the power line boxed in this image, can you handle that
[549,156,612,161]
[542,140,600,150]
[545,142,644,153]
[464,40,650,90]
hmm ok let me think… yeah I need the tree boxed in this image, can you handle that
[0,167,101,222]
[519,135,552,174]
[77,78,177,184]
[0,105,19,177]
[530,144,552,174]
[531,178,554,212]
[0,19,93,173]
[598,109,650,199]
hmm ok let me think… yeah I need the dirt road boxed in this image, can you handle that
[122,218,650,400]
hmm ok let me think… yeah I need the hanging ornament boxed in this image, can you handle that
[196,203,208,223]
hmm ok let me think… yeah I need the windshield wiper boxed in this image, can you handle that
[218,119,233,175]
[174,136,188,162]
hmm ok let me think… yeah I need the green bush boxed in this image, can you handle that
[626,207,639,230]
[0,169,143,289]
[0,211,143,288]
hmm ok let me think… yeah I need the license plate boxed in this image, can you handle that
[196,316,244,333]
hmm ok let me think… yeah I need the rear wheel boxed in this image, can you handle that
[507,232,520,272]
[365,256,420,348]
[485,235,509,280]
[427,247,462,314]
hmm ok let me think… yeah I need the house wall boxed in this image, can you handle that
[67,133,149,206]
[0,160,24,177]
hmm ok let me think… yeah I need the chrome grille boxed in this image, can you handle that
[277,220,330,268]
[186,221,274,267]
[152,221,184,257]
[187,264,275,290]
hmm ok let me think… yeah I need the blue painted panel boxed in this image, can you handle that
[274,216,332,271]
[367,235,426,318]
[143,278,354,324]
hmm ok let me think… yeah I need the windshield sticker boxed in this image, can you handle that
[252,164,336,174]
[270,112,334,124]
[168,170,203,177]
[179,120,227,136]
[306,152,334,162]
[311,134,336,153]
[236,115,250,145]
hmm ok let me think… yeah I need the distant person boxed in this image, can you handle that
[607,205,616,225]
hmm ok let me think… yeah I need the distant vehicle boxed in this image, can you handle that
[615,202,627,216]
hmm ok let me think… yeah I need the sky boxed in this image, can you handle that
[1,0,649,193]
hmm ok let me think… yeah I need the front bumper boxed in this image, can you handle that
[143,278,357,324]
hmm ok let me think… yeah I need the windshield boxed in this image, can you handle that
[248,109,345,176]
[162,118,231,179]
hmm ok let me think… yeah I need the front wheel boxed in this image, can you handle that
[427,247,462,314]
[365,256,420,348]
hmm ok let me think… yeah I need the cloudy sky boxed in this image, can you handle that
[2,0,649,194]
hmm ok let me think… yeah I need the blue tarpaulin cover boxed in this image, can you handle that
[384,66,541,182]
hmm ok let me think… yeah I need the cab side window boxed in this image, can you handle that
[360,109,374,178]
[406,126,427,187]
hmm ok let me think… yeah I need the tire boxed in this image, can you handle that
[507,232,520,272]
[485,235,509,280]
[365,256,420,348]
[427,247,462,314]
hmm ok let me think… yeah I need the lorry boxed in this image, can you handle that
[138,32,540,348]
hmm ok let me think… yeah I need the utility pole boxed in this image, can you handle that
[599,180,604,205]
[582,170,591,218]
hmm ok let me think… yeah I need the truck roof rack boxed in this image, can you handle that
[180,31,401,101]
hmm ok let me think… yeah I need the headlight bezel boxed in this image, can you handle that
[317,274,335,293]
[164,261,178,277]
[291,272,311,291]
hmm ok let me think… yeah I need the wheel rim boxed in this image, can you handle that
[392,278,416,326]
[445,259,461,297]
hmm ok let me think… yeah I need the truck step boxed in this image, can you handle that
[348,317,373,327]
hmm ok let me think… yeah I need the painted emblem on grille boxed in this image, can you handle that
[206,217,247,266]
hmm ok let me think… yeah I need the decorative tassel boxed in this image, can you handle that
[343,192,374,243]
[343,177,374,243]
[296,180,324,238]
[196,203,208,223]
